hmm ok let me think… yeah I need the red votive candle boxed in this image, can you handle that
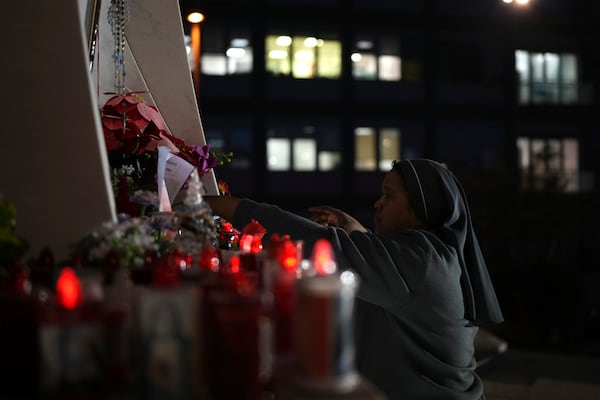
[203,289,272,400]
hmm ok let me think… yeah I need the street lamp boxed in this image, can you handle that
[502,0,530,5]
[187,11,205,96]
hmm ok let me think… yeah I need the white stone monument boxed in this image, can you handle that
[0,0,215,262]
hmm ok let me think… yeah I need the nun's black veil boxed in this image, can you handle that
[394,159,504,326]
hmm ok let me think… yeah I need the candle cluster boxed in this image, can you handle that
[0,219,359,399]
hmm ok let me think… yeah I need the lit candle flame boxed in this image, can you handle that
[230,255,241,273]
[56,267,82,310]
[279,240,299,271]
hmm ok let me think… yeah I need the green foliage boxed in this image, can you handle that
[0,194,29,267]
[213,151,234,166]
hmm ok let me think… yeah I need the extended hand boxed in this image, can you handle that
[308,205,368,233]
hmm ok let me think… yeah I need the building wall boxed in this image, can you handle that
[178,0,600,352]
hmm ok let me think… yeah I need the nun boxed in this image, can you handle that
[205,158,503,400]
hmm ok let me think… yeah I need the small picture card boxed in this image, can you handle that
[39,320,105,391]
[136,286,202,399]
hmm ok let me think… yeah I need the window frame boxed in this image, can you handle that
[515,50,580,105]
[266,121,342,172]
[351,33,402,81]
[265,32,342,79]
[354,126,402,171]
[517,136,579,193]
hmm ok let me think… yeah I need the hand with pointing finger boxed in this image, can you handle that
[308,205,368,234]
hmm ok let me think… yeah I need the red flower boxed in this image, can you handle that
[101,92,167,154]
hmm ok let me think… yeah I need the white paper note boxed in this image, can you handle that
[157,146,195,211]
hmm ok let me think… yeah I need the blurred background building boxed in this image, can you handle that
[177,0,600,357]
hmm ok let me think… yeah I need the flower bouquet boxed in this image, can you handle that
[100,91,232,215]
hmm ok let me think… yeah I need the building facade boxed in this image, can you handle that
[178,0,600,353]
[181,0,599,202]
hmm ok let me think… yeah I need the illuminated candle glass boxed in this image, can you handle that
[230,254,241,274]
[199,244,220,272]
[292,271,359,391]
[204,290,271,399]
[311,239,337,275]
[279,240,300,272]
[56,267,83,310]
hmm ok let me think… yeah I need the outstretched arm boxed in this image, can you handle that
[203,195,241,221]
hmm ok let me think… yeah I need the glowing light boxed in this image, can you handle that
[231,38,249,47]
[356,40,374,50]
[185,253,193,269]
[200,245,220,271]
[230,255,241,274]
[56,267,82,310]
[269,50,288,59]
[187,12,204,24]
[167,248,189,271]
[226,47,246,58]
[280,240,299,271]
[351,53,362,62]
[275,36,292,46]
[340,270,357,286]
[251,236,263,253]
[311,239,337,275]
[304,37,318,47]
[355,127,373,136]
[295,50,314,60]
[240,234,264,254]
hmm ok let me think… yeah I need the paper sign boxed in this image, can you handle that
[157,146,195,211]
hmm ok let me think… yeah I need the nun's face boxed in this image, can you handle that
[373,170,425,234]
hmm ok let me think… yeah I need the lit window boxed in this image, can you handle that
[317,39,342,79]
[378,56,402,81]
[353,34,401,81]
[352,53,377,80]
[293,138,317,170]
[202,54,227,75]
[226,42,253,74]
[266,34,341,79]
[561,54,578,103]
[515,50,579,104]
[266,35,291,76]
[517,137,579,192]
[354,127,377,170]
[355,127,402,171]
[292,36,316,79]
[267,121,341,171]
[318,151,341,171]
[515,50,530,103]
[379,128,401,170]
[267,138,291,171]
[190,27,253,76]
